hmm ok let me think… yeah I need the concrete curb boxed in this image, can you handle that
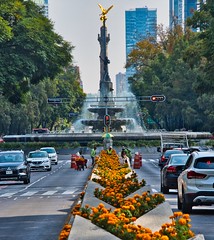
[81,180,115,210]
[68,215,120,240]
[134,202,173,232]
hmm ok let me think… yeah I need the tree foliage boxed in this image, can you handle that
[0,0,85,135]
[127,1,214,132]
[0,0,72,103]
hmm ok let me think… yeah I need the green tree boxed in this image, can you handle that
[0,0,72,104]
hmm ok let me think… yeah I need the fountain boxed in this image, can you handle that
[81,4,136,132]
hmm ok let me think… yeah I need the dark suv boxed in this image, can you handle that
[0,150,31,184]
[158,149,184,169]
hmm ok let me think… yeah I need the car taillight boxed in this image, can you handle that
[166,166,176,173]
[187,170,207,179]
[161,156,166,162]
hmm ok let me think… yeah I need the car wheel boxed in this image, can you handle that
[55,162,58,165]
[23,177,30,184]
[161,175,169,194]
[182,194,192,213]
[162,184,169,194]
[47,167,52,171]
[177,194,182,210]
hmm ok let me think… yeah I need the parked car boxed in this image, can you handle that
[160,153,189,193]
[27,150,52,171]
[0,150,31,184]
[177,151,214,213]
[40,147,58,165]
[158,149,184,169]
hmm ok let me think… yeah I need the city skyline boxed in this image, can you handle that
[49,0,169,94]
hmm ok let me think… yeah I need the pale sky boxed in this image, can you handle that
[49,0,169,94]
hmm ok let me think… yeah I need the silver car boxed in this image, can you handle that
[177,151,214,213]
[40,147,58,165]
[27,150,52,171]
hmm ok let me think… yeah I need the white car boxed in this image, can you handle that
[27,150,52,171]
[177,151,214,213]
[40,147,58,165]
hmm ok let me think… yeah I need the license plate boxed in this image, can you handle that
[6,170,13,174]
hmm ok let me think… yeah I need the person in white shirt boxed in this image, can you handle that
[119,151,131,168]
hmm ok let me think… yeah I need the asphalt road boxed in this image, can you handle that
[0,154,93,240]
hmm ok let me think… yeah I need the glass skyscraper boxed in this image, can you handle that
[125,7,157,84]
[169,0,198,30]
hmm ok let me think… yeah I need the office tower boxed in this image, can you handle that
[125,7,157,87]
[32,0,49,18]
[169,0,198,30]
[115,72,126,96]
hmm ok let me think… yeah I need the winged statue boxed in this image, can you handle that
[98,4,113,22]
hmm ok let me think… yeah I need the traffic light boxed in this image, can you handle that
[150,95,166,102]
[104,114,111,126]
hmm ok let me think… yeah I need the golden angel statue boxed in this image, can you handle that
[98,4,113,22]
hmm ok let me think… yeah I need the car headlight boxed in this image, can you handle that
[19,168,27,173]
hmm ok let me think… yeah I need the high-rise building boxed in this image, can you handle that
[32,0,49,18]
[169,0,199,30]
[115,72,126,96]
[125,7,157,88]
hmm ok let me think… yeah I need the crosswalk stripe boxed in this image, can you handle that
[62,190,76,195]
[21,191,38,196]
[0,192,17,197]
[42,191,57,195]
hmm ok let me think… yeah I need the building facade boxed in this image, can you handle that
[125,7,157,89]
[169,0,199,30]
[115,72,126,96]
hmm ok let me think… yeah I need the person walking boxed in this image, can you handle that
[120,151,131,168]
[122,146,132,166]
[90,146,97,166]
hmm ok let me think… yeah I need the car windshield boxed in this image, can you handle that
[170,155,188,165]
[164,150,183,157]
[28,152,48,158]
[0,153,24,163]
[194,157,214,169]
[41,148,55,153]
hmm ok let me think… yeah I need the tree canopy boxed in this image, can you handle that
[127,1,214,132]
[0,0,85,135]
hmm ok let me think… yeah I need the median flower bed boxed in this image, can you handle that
[69,148,195,240]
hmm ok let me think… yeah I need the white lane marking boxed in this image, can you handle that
[62,190,77,195]
[42,191,57,195]
[0,192,17,197]
[21,191,38,196]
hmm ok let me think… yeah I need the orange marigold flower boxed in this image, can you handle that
[173,211,183,218]
[160,236,169,240]
[178,218,187,225]
[98,203,105,209]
